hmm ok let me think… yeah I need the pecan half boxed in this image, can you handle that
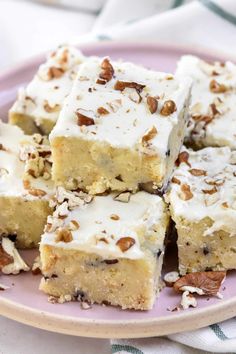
[99,58,114,82]
[76,109,95,126]
[160,100,177,116]
[116,237,135,252]
[147,96,158,114]
[174,271,226,296]
[209,79,228,93]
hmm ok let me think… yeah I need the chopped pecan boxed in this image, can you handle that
[0,244,14,271]
[110,214,120,221]
[97,107,109,115]
[147,96,158,114]
[99,58,114,82]
[179,184,193,201]
[96,78,107,85]
[116,237,135,252]
[68,220,80,231]
[174,271,226,297]
[0,143,6,151]
[171,176,181,185]
[48,67,64,80]
[114,80,145,93]
[210,103,220,116]
[142,126,158,143]
[43,101,61,113]
[76,109,95,126]
[209,79,228,93]
[160,100,177,116]
[189,168,207,176]
[175,151,191,167]
[202,186,217,194]
[55,228,73,243]
[28,188,47,197]
[164,271,180,287]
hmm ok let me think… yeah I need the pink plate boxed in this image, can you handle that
[1,42,236,339]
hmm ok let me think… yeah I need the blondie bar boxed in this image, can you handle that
[9,46,85,135]
[40,188,169,310]
[50,57,192,194]
[0,121,54,248]
[176,55,236,149]
[166,147,236,274]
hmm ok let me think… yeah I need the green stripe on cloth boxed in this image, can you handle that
[210,324,228,340]
[199,0,236,26]
[111,344,144,354]
[172,0,184,8]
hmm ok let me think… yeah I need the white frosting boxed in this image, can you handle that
[50,57,192,156]
[0,121,54,199]
[176,55,236,148]
[10,46,85,125]
[167,146,236,236]
[41,190,167,260]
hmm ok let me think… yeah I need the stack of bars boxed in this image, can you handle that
[1,46,236,310]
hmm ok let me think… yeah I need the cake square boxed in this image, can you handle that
[176,55,236,149]
[39,188,169,310]
[0,121,54,248]
[9,46,85,135]
[166,146,236,274]
[50,57,192,194]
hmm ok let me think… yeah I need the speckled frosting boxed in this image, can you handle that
[176,55,236,148]
[41,188,168,260]
[10,46,85,126]
[50,56,192,157]
[0,121,54,199]
[166,146,236,236]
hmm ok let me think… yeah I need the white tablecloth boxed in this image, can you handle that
[1,1,236,353]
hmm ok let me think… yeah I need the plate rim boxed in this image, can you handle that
[1,40,236,338]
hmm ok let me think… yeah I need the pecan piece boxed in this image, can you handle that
[142,126,158,143]
[174,271,226,297]
[189,168,207,176]
[55,228,73,243]
[116,237,135,252]
[76,109,95,126]
[171,176,181,185]
[99,58,114,82]
[179,184,193,201]
[175,151,191,167]
[202,186,217,194]
[48,67,64,80]
[28,188,46,197]
[110,214,120,220]
[147,96,158,114]
[114,80,145,93]
[97,107,109,115]
[0,244,14,271]
[43,101,61,113]
[209,79,228,93]
[160,100,177,116]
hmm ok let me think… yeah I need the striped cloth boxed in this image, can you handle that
[1,1,236,353]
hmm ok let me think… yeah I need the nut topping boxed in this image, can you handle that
[209,79,228,93]
[68,220,80,231]
[114,80,145,93]
[116,237,135,252]
[147,96,158,114]
[160,100,177,116]
[179,184,193,201]
[171,176,181,185]
[55,228,73,243]
[0,244,14,271]
[175,151,191,167]
[48,66,64,80]
[174,271,226,297]
[189,168,207,176]
[0,237,29,274]
[43,101,61,113]
[28,188,47,197]
[76,109,95,126]
[142,126,158,143]
[99,58,114,82]
[97,107,109,115]
[110,214,120,221]
[202,186,217,195]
